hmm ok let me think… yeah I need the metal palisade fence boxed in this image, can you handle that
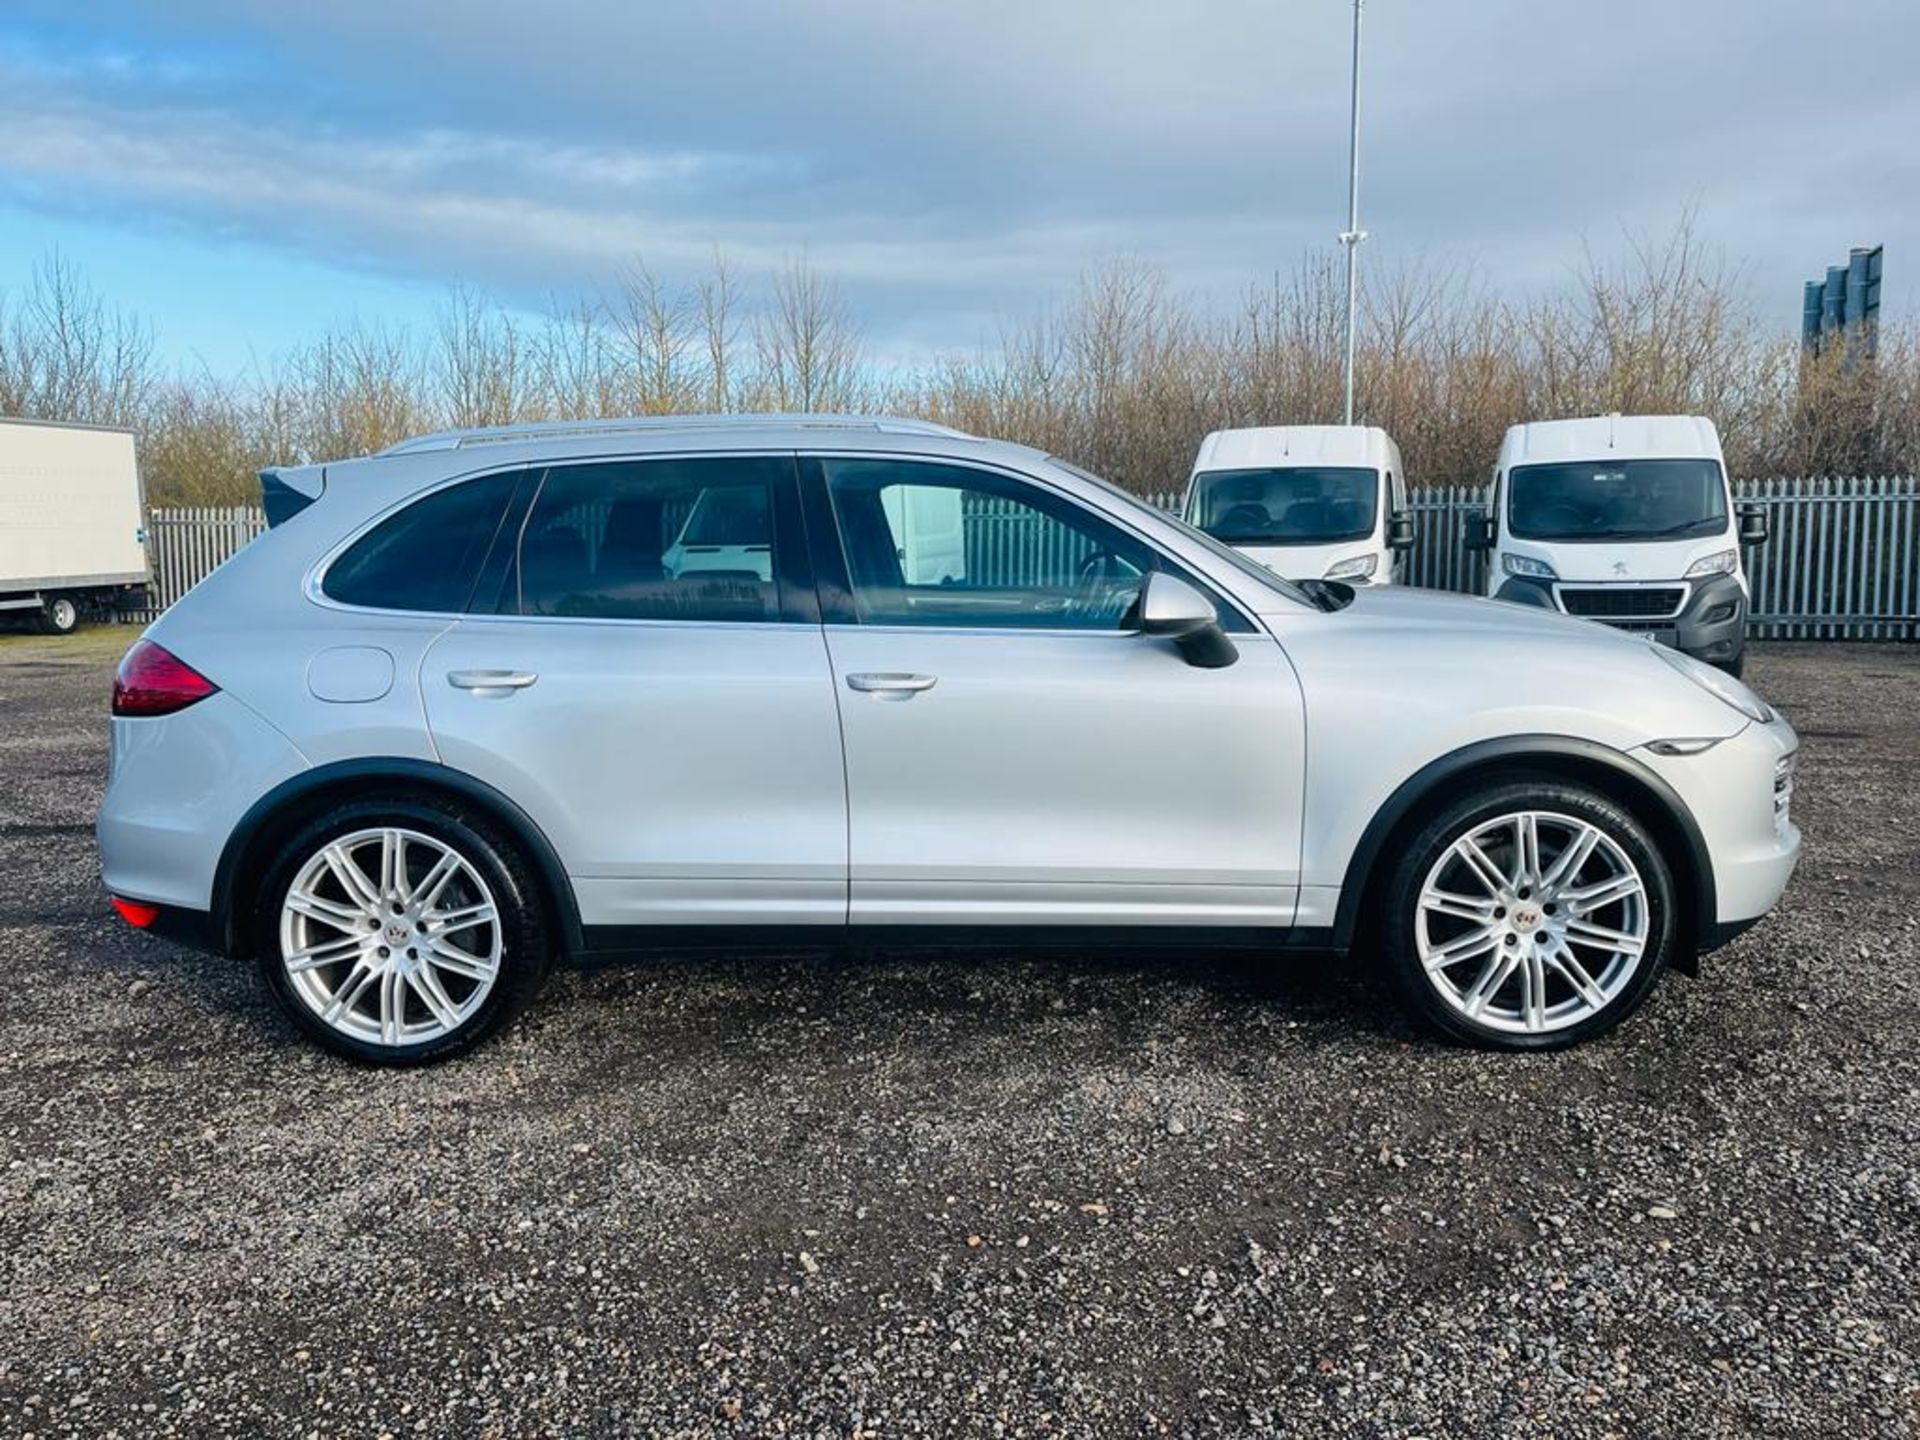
[139,506,266,616]
[130,477,1918,639]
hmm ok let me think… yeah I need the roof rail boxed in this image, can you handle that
[379,413,976,456]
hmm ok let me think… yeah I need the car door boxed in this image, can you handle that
[807,454,1307,927]
[421,453,848,931]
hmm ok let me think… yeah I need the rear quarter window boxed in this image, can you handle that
[321,470,521,613]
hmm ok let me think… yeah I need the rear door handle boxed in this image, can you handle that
[845,672,937,699]
[447,669,539,696]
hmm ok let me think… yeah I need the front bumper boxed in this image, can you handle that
[1495,572,1748,663]
[1634,712,1801,946]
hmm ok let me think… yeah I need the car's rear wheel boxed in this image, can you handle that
[256,797,551,1065]
[1381,780,1676,1049]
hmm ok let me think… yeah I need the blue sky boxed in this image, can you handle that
[1,1,1914,375]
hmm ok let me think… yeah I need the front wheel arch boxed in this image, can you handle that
[214,759,584,961]
[1334,737,1714,961]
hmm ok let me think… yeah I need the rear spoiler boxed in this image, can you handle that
[260,465,325,527]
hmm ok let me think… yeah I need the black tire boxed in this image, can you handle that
[1380,779,1677,1051]
[254,795,552,1065]
[37,595,81,635]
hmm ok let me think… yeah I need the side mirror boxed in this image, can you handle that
[1464,515,1496,551]
[1386,512,1416,552]
[1138,572,1238,669]
[1737,503,1769,547]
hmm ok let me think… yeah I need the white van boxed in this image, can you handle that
[1182,425,1413,584]
[663,474,966,586]
[1468,415,1768,675]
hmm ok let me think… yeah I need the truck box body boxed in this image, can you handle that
[1,419,148,616]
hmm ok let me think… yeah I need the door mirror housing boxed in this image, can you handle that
[1464,514,1496,551]
[1386,512,1416,552]
[1137,572,1238,669]
[1737,503,1770,547]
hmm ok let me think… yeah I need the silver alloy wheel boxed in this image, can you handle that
[1415,810,1650,1035]
[278,826,502,1048]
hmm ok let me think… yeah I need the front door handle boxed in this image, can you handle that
[845,672,937,699]
[447,669,539,696]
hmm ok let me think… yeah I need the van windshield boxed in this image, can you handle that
[1187,467,1379,544]
[1508,459,1729,542]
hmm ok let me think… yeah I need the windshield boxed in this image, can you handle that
[1187,466,1379,543]
[1508,459,1730,542]
[1044,458,1315,607]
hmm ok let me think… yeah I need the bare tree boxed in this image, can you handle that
[696,248,741,412]
[754,252,864,412]
[612,260,697,414]
[434,285,532,428]
[534,295,619,420]
[0,251,155,425]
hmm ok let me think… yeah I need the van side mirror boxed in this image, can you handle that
[1464,515,1496,551]
[1138,572,1238,669]
[1737,503,1769,547]
[1386,512,1416,552]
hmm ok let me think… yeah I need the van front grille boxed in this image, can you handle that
[1558,586,1685,619]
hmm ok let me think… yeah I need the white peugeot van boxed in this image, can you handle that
[1183,426,1414,584]
[1469,416,1768,676]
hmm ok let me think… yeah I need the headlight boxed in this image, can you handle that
[1324,554,1378,582]
[1502,553,1557,580]
[1685,548,1738,579]
[1652,644,1774,723]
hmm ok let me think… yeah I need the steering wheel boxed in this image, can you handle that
[1065,549,1127,621]
[1215,503,1269,538]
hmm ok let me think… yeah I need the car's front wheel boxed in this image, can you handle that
[256,797,551,1064]
[1381,780,1676,1049]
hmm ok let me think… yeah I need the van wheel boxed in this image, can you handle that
[255,797,552,1065]
[1380,781,1676,1049]
[38,596,81,634]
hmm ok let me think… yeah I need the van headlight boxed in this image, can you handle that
[1324,554,1378,582]
[1652,644,1774,723]
[1684,548,1738,578]
[1502,553,1557,580]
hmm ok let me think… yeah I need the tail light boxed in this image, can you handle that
[112,640,219,717]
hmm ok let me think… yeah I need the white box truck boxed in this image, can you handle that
[0,417,150,633]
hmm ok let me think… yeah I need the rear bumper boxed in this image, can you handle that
[116,899,229,956]
[97,691,308,914]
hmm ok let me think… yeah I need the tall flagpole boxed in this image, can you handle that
[1339,0,1367,424]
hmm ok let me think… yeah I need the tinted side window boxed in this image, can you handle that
[323,470,520,612]
[503,456,789,622]
[823,458,1157,629]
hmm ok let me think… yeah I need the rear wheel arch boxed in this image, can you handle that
[1334,736,1714,956]
[214,759,583,959]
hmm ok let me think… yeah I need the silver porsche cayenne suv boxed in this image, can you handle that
[97,415,1800,1064]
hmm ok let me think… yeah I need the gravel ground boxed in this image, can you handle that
[0,628,1916,1438]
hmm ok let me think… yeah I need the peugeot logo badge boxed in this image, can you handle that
[1611,560,1629,577]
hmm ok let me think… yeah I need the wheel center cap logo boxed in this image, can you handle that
[386,922,411,944]
[1513,905,1542,930]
